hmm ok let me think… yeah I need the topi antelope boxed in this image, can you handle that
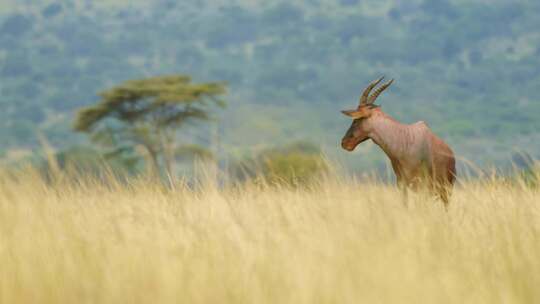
[341,77,456,207]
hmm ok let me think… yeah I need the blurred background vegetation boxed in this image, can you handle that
[229,141,329,185]
[0,0,539,179]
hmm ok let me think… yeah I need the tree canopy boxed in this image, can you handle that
[74,75,226,176]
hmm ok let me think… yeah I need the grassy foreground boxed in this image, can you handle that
[0,170,539,304]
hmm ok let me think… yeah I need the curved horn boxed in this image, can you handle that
[359,76,384,106]
[367,79,394,104]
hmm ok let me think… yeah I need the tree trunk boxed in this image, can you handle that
[140,144,161,177]
[160,129,176,183]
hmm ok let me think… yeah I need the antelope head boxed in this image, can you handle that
[341,77,394,151]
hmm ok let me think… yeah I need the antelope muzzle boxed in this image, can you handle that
[341,138,357,151]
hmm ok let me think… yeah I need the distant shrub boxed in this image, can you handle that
[262,151,328,185]
[231,141,328,186]
[0,14,33,36]
[42,3,63,18]
[32,146,141,180]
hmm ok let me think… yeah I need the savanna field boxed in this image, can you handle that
[3,1,540,304]
[1,168,539,304]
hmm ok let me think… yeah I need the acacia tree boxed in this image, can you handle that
[74,75,226,177]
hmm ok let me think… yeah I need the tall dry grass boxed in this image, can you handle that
[0,168,539,304]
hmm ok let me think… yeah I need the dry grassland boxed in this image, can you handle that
[0,169,539,303]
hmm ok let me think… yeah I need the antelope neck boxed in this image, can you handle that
[368,113,422,161]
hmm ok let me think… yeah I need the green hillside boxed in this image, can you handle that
[0,0,539,171]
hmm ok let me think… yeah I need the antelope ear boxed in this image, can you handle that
[341,109,363,119]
